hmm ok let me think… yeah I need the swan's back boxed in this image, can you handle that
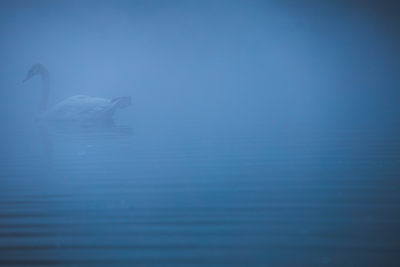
[44,95,111,121]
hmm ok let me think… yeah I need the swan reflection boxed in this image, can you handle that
[37,116,133,171]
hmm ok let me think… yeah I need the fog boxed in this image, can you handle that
[1,1,400,265]
[1,1,399,135]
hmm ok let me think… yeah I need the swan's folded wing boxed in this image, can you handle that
[45,95,111,120]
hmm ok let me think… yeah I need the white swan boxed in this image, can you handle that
[23,63,131,121]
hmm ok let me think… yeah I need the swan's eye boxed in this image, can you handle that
[31,68,39,75]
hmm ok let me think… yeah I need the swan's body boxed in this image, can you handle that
[23,63,131,122]
[40,95,123,121]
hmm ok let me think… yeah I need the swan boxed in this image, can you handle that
[23,63,131,122]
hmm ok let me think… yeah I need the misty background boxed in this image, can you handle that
[1,0,399,137]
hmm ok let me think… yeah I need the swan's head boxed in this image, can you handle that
[23,63,47,82]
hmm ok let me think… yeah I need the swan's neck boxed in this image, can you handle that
[40,71,50,112]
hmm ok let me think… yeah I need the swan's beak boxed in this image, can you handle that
[22,74,31,83]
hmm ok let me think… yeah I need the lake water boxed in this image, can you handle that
[1,120,399,266]
[1,0,400,265]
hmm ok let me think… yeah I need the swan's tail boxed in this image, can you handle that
[92,96,131,121]
[101,96,132,119]
[110,96,132,109]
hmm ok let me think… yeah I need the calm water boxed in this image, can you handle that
[0,121,399,266]
[1,0,400,265]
